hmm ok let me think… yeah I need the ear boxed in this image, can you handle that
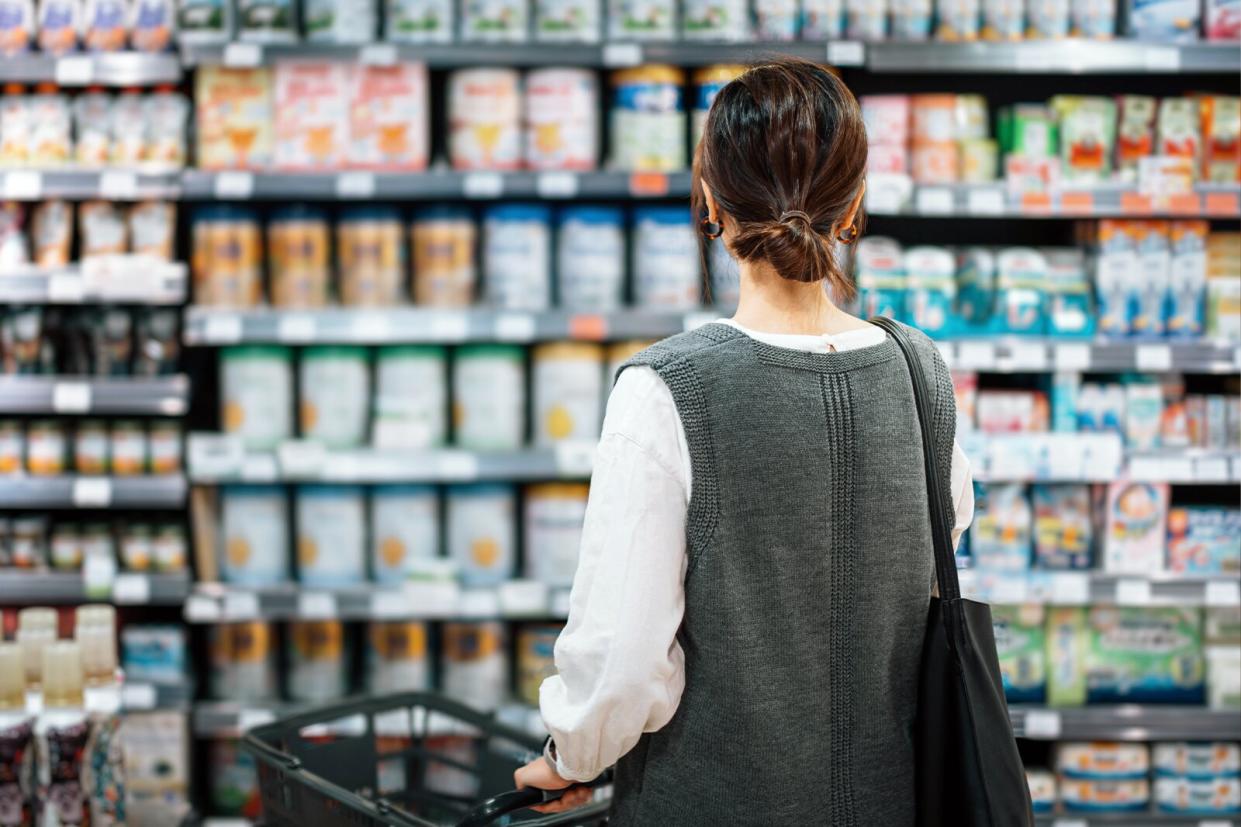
[702,180,720,223]
[834,180,866,236]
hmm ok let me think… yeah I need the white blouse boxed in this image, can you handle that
[538,320,975,782]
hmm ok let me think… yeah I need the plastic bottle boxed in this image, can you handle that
[16,607,57,691]
[0,0,36,55]
[0,644,34,826]
[35,641,90,826]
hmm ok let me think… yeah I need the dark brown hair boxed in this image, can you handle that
[693,58,868,298]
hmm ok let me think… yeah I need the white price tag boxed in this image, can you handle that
[1050,573,1091,605]
[277,314,316,342]
[3,171,42,200]
[429,313,469,341]
[1022,710,1061,739]
[336,171,375,198]
[371,590,408,618]
[349,312,391,342]
[121,682,157,710]
[602,43,643,67]
[1195,457,1229,482]
[956,342,996,370]
[536,172,579,198]
[55,55,94,85]
[915,187,954,215]
[1199,820,1234,827]
[864,173,911,214]
[826,41,865,66]
[550,588,572,617]
[436,451,479,481]
[73,478,112,507]
[1054,343,1092,371]
[52,382,92,413]
[1052,820,1087,827]
[188,433,245,478]
[298,592,338,619]
[184,595,221,622]
[223,42,262,67]
[1143,46,1180,70]
[203,314,243,344]
[1136,344,1173,371]
[1127,456,1162,481]
[240,454,278,481]
[554,441,596,477]
[83,550,117,596]
[935,342,955,368]
[966,187,1005,215]
[463,172,504,199]
[224,591,260,619]
[1162,457,1195,482]
[213,171,254,199]
[99,170,138,199]
[359,43,397,65]
[1002,343,1048,371]
[403,580,461,616]
[112,573,151,604]
[47,273,85,303]
[1115,579,1152,606]
[991,576,1029,605]
[1205,580,1241,607]
[498,580,549,616]
[459,588,500,617]
[494,313,535,342]
[278,440,327,477]
[238,708,276,732]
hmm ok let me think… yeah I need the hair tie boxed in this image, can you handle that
[779,210,813,224]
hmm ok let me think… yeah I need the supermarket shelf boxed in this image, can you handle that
[1034,812,1239,826]
[193,701,291,738]
[0,375,189,415]
[0,168,181,201]
[0,570,191,604]
[0,261,188,304]
[0,52,182,85]
[0,475,187,508]
[121,680,194,711]
[960,570,1241,607]
[940,339,1241,375]
[865,40,1241,74]
[1009,706,1241,741]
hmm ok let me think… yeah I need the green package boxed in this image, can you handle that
[998,104,1058,158]
[992,605,1046,704]
[1049,95,1117,182]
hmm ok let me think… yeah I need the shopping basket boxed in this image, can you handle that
[242,692,611,827]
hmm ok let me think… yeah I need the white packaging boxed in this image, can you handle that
[304,0,376,40]
[525,68,598,171]
[374,346,447,449]
[891,0,932,37]
[237,0,297,40]
[1153,743,1241,777]
[37,0,80,53]
[1207,644,1241,709]
[299,346,370,449]
[982,0,1023,37]
[535,0,600,39]
[177,0,231,42]
[1134,223,1170,338]
[371,485,440,584]
[524,483,589,587]
[447,485,516,587]
[533,343,604,446]
[753,0,798,37]
[385,0,452,40]
[367,622,430,692]
[296,485,366,587]
[483,204,552,311]
[452,345,526,450]
[632,207,700,310]
[556,206,625,310]
[1155,776,1241,813]
[348,63,430,171]
[936,0,980,36]
[462,0,528,40]
[846,0,888,38]
[607,0,675,38]
[1127,0,1199,39]
[610,66,686,172]
[0,0,36,54]
[682,0,748,38]
[1071,0,1114,34]
[442,622,508,711]
[1028,0,1070,35]
[448,68,522,171]
[221,346,294,451]
[287,621,347,702]
[220,486,289,586]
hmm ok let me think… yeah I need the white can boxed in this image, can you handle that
[221,346,294,451]
[371,485,440,584]
[802,0,844,36]
[296,485,366,587]
[556,205,625,310]
[452,345,526,450]
[524,483,589,587]
[462,0,528,39]
[633,206,701,310]
[299,346,370,449]
[610,66,686,172]
[386,0,453,40]
[287,620,348,702]
[525,68,599,171]
[209,622,277,701]
[535,0,600,39]
[374,346,448,449]
[448,69,523,171]
[447,484,516,588]
[367,622,431,692]
[483,203,552,311]
[532,342,604,446]
[148,422,183,474]
[109,421,148,476]
[682,0,748,38]
[220,486,289,586]
[442,622,508,711]
[304,0,376,40]
[608,0,676,38]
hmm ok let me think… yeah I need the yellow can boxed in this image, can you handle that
[532,342,604,446]
[517,624,563,706]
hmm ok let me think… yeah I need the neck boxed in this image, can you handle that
[731,258,856,335]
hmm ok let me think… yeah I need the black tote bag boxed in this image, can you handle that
[870,317,1034,827]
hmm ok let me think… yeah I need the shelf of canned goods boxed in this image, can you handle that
[0,169,183,202]
[0,262,188,305]
[0,474,188,509]
[0,376,189,416]
[0,51,183,85]
[1009,706,1241,742]
[939,339,1241,375]
[959,570,1241,608]
[0,570,191,604]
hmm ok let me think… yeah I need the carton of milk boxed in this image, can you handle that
[1095,220,1138,337]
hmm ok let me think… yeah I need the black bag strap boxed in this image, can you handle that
[869,317,961,602]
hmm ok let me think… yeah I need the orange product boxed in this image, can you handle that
[192,206,263,307]
[337,207,404,306]
[274,61,349,171]
[195,67,274,169]
[268,205,330,308]
[911,94,958,144]
[1200,95,1241,183]
[348,63,429,171]
[912,142,958,183]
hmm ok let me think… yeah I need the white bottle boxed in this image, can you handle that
[35,642,91,827]
[0,0,37,55]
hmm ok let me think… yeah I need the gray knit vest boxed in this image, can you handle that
[610,321,956,827]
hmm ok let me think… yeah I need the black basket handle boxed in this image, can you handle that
[454,772,612,827]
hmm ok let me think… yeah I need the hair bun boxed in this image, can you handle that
[778,210,814,227]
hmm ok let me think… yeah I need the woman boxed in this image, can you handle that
[515,58,974,824]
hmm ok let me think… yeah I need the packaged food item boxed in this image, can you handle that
[632,205,699,310]
[367,622,430,693]
[1026,770,1056,814]
[0,90,31,165]
[1045,247,1094,337]
[1095,221,1136,336]
[287,621,347,702]
[1124,380,1162,450]
[299,346,369,448]
[611,65,686,172]
[145,87,188,166]
[483,203,552,311]
[152,523,186,571]
[36,0,80,53]
[73,419,109,474]
[237,0,295,39]
[557,205,625,310]
[447,68,522,171]
[129,0,176,49]
[0,0,36,54]
[447,484,516,587]
[34,642,90,825]
[145,419,181,471]
[936,0,980,37]
[109,88,148,164]
[118,522,152,570]
[16,606,56,681]
[73,91,112,166]
[1032,484,1092,569]
[904,246,956,336]
[1046,606,1205,706]
[525,68,598,171]
[958,139,997,181]
[1154,743,1241,777]
[691,64,745,147]
[296,485,366,587]
[82,0,127,50]
[31,200,72,268]
[221,486,289,585]
[846,0,887,37]
[753,0,797,37]
[452,345,526,450]
[1051,95,1115,182]
[608,0,675,37]
[50,523,82,569]
[1102,480,1168,574]
[192,206,263,307]
[27,420,65,475]
[891,0,932,37]
[524,482,590,583]
[969,483,1032,571]
[1058,743,1151,779]
[1072,0,1115,34]
[442,622,507,711]
[129,200,176,260]
[337,207,403,306]
[194,67,274,169]
[1201,95,1241,182]
[994,247,1047,334]
[1155,776,1241,813]
[1028,0,1069,34]
[517,624,561,705]
[268,204,330,308]
[304,0,375,40]
[992,605,1046,703]
[371,485,439,583]
[855,236,906,320]
[682,0,747,38]
[801,0,843,36]
[1167,507,1241,574]
[462,0,528,39]
[0,421,22,475]
[120,625,186,685]
[385,0,452,40]
[1116,96,1156,179]
[1126,0,1199,39]
[411,207,476,307]
[221,346,293,449]
[372,345,447,449]
[177,0,232,41]
[27,85,72,164]
[1158,97,1201,160]
[273,62,348,170]
[209,622,277,700]
[348,63,429,170]
[536,0,600,38]
[981,0,1023,37]
[209,739,260,817]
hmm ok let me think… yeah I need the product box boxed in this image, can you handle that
[273,61,350,170]
[998,104,1058,159]
[1127,0,1200,39]
[1046,247,1095,337]
[1167,507,1241,574]
[1155,776,1241,814]
[855,236,907,321]
[1206,0,1241,38]
[1058,742,1151,779]
[1102,480,1168,574]
[1207,644,1241,709]
[1072,0,1116,35]
[1116,96,1157,179]
[978,390,1050,433]
[955,247,996,326]
[119,712,191,824]
[1201,96,1241,182]
[1132,221,1170,337]
[121,625,188,685]
[1094,220,1137,336]
[1046,606,1206,706]
[348,63,430,171]
[195,67,274,169]
[1154,743,1241,778]
[1052,371,1080,433]
[952,371,978,433]
[995,247,1048,334]
[1026,770,1056,813]
[1124,381,1163,450]
[1051,96,1116,181]
[970,483,1033,570]
[1167,220,1208,337]
[992,604,1047,703]
[1033,484,1093,569]
[904,246,957,336]
[1159,97,1202,159]
[1059,778,1151,812]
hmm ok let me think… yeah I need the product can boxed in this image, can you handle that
[191,206,263,308]
[632,206,700,310]
[447,68,522,170]
[338,206,405,307]
[535,0,601,39]
[210,622,277,701]
[119,524,152,571]
[959,139,999,182]
[682,0,748,38]
[412,207,477,307]
[801,0,844,36]
[299,346,370,448]
[220,485,289,586]
[10,517,47,568]
[556,205,625,310]
[516,624,562,705]
[753,0,798,37]
[532,343,604,446]
[890,0,932,38]
[109,420,147,476]
[462,0,528,40]
[371,485,440,583]
[26,420,65,475]
[374,346,448,449]
[287,620,348,702]
[73,419,109,474]
[452,345,526,450]
[605,340,653,385]
[221,346,294,450]
[691,64,745,147]
[608,0,676,38]
[442,621,507,711]
[153,524,187,571]
[148,421,182,473]
[525,68,599,171]
[610,66,686,172]
[304,0,376,41]
[367,621,430,692]
[524,483,589,586]
[269,205,331,308]
[296,485,366,587]
[0,420,23,474]
[483,203,552,311]
[846,0,888,38]
[237,0,297,40]
[385,0,453,40]
[447,484,516,587]
[51,523,83,570]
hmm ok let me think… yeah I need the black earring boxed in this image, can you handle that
[701,218,723,239]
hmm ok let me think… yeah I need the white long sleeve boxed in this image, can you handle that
[538,323,975,782]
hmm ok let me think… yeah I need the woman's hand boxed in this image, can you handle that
[514,757,594,814]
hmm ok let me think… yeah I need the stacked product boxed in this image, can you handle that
[0,0,176,53]
[1,201,179,269]
[0,418,183,475]
[1,306,180,375]
[0,516,188,572]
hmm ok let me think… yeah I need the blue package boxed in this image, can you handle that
[1046,248,1096,338]
[970,483,1033,571]
[1032,484,1094,569]
[855,236,906,322]
[1167,221,1208,339]
[995,248,1047,335]
[121,624,188,685]
[1095,221,1137,337]
[956,247,996,328]
[904,245,958,337]
[1132,222,1171,338]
